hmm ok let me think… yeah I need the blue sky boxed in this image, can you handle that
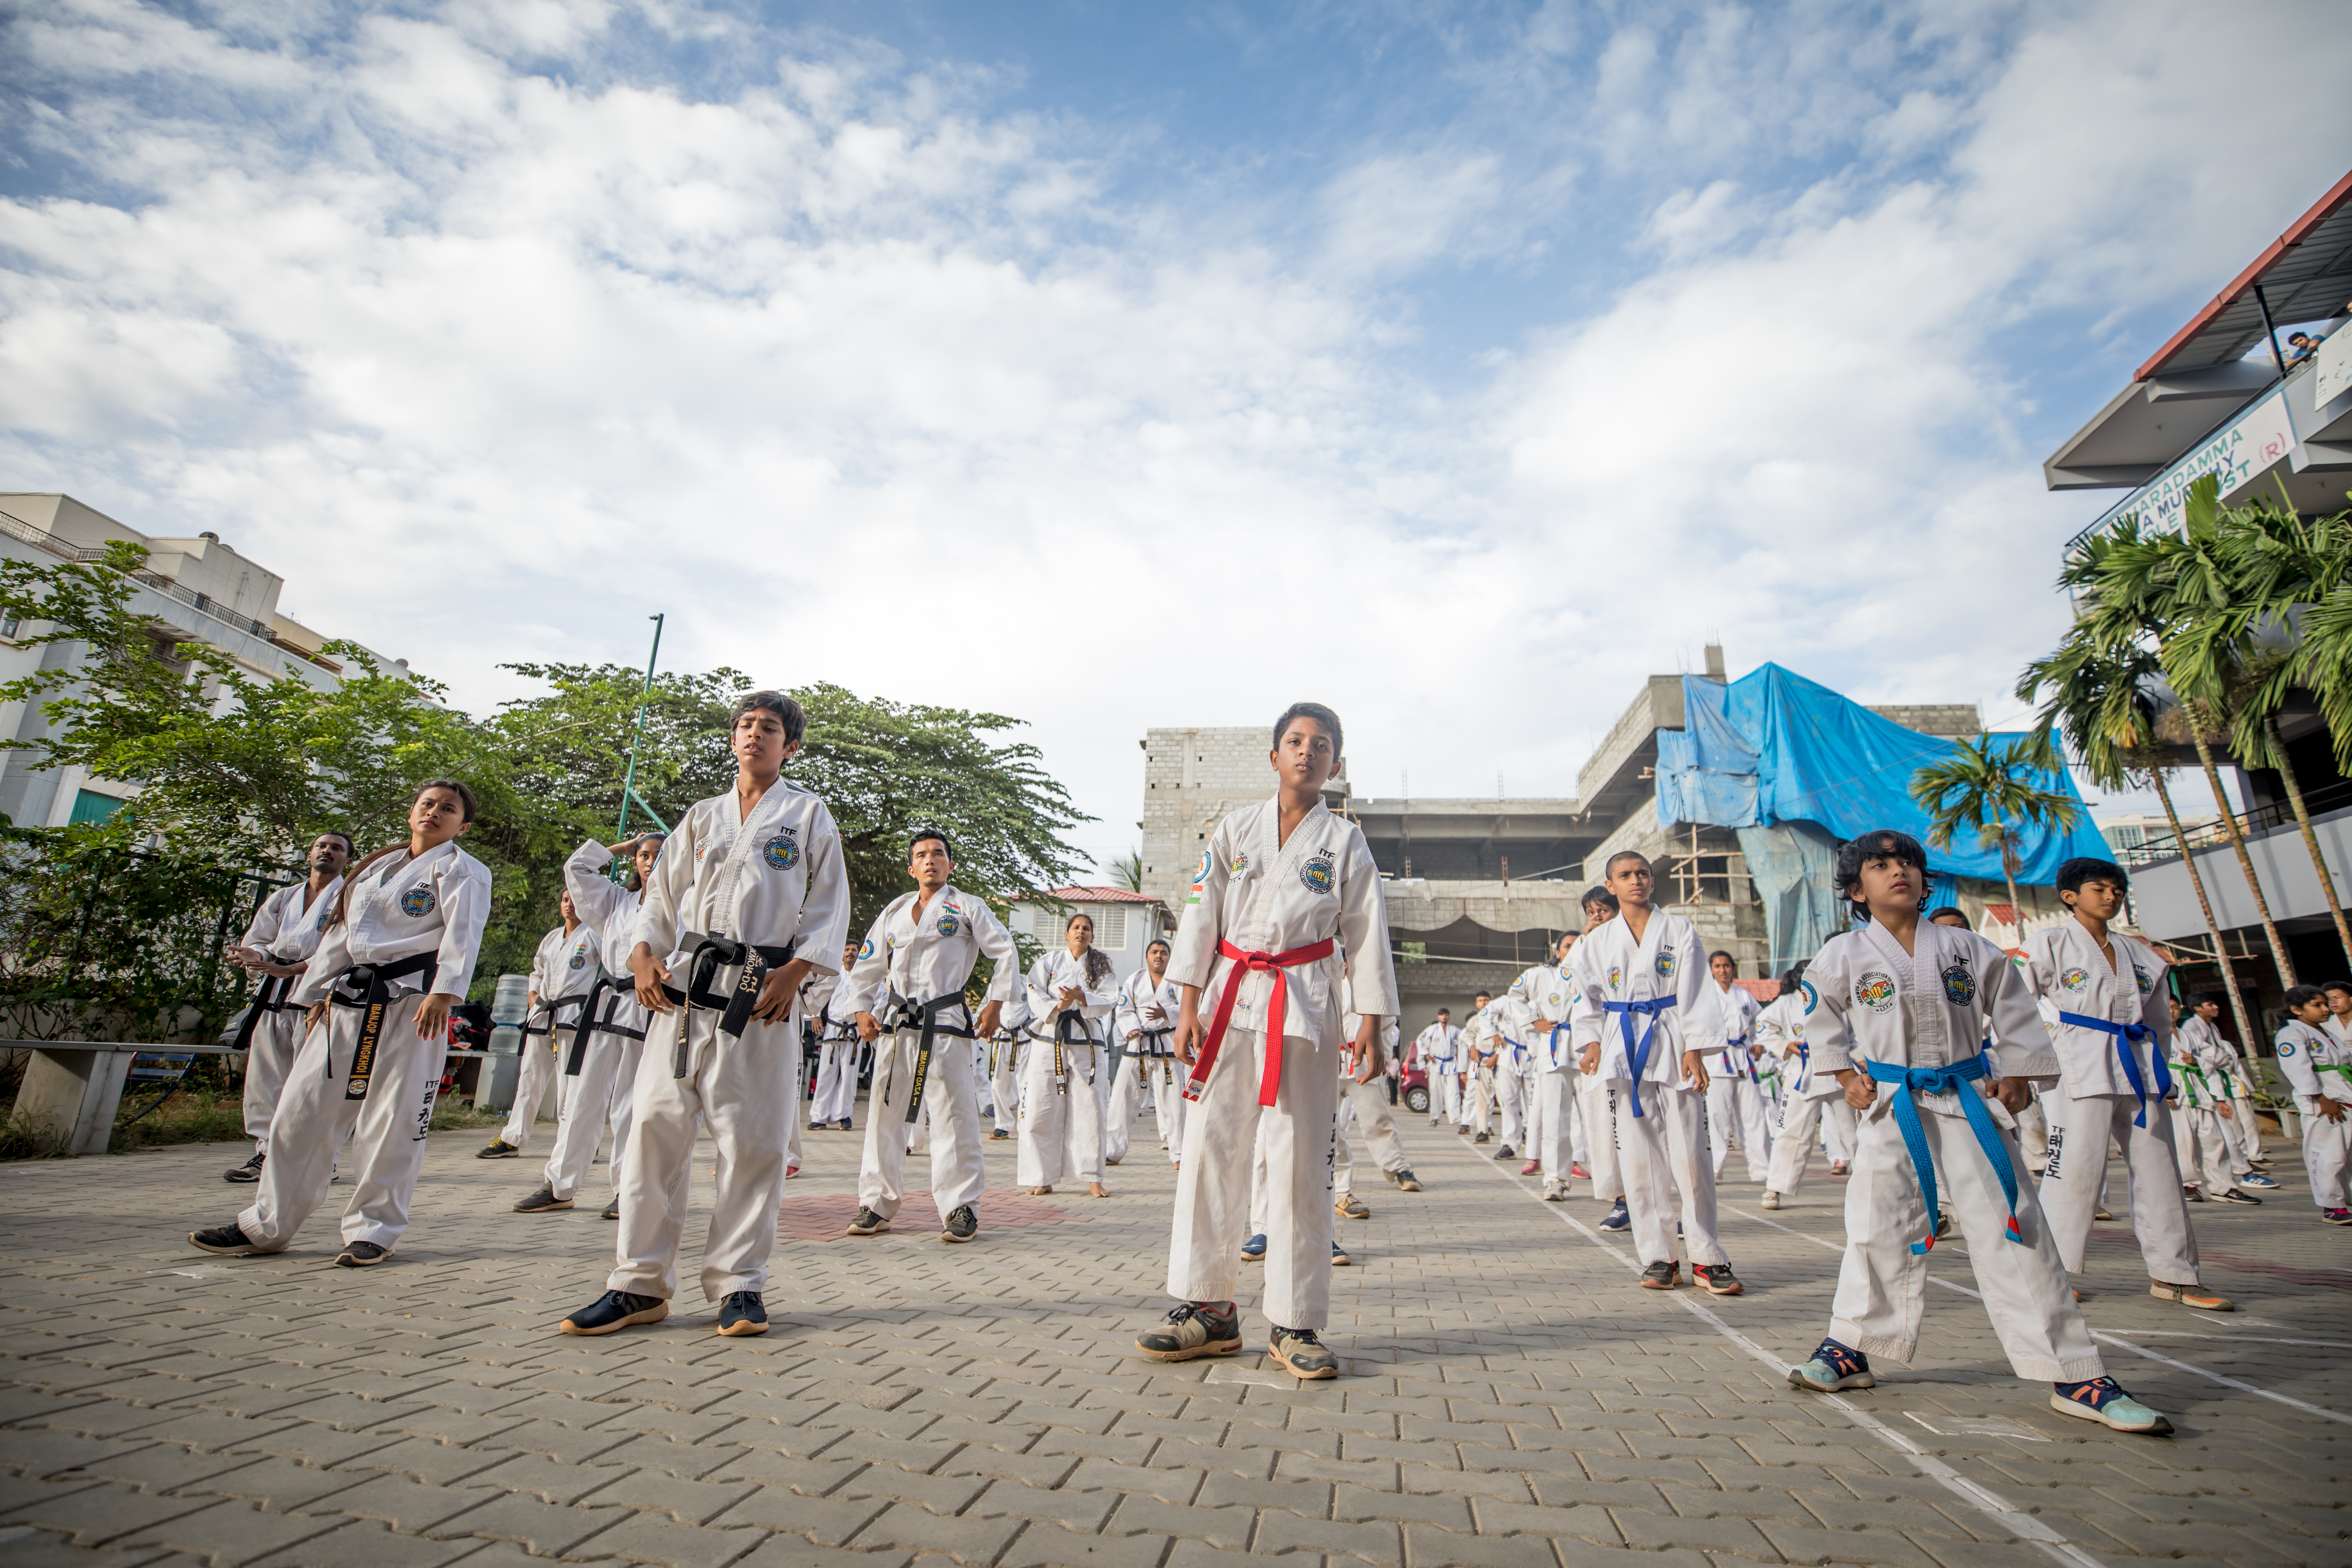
[4,0,2349,873]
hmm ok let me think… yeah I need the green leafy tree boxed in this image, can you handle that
[1907,731,2082,927]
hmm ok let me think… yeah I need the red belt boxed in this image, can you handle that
[1184,936,1336,1107]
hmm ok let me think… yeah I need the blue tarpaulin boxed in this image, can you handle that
[1657,664,2110,960]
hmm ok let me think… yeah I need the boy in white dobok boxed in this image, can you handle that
[1569,889,1633,1230]
[1571,852,1735,1292]
[2028,857,2231,1314]
[2170,996,2263,1206]
[1786,830,2172,1435]
[1134,702,1396,1380]
[1704,952,1772,1183]
[482,894,601,1160]
[223,831,352,1184]
[191,782,492,1268]
[514,834,664,1218]
[1758,963,1856,1207]
[560,691,849,1340]
[807,942,862,1131]
[2276,987,2352,1225]
[1513,932,1589,1201]
[1414,1011,1459,1127]
[1334,968,1419,1213]
[1119,939,1188,1165]
[841,828,1017,1243]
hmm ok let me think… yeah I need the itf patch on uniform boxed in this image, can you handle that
[1606,965,1623,989]
[762,829,800,870]
[568,947,589,971]
[2132,965,2154,995]
[935,909,960,937]
[2059,966,2089,991]
[1856,971,1897,1012]
[1654,950,1677,980]
[1298,850,1335,895]
[1940,961,1976,1006]
[400,886,435,918]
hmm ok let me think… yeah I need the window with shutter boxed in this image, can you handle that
[1097,906,1127,949]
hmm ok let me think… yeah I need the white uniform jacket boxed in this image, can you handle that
[1508,962,1579,1070]
[241,876,345,965]
[1414,1022,1459,1072]
[1567,910,1720,1091]
[1710,981,1763,1080]
[634,780,850,981]
[1755,992,1810,1089]
[527,922,603,1007]
[562,839,647,995]
[292,841,492,1005]
[1802,920,2054,1116]
[2276,1019,2352,1111]
[1117,969,1185,1055]
[2169,1016,2242,1109]
[1339,978,1402,1076]
[840,884,1020,1019]
[1026,948,1119,1046]
[1167,796,1397,1042]
[2175,1013,2240,1090]
[2025,921,2172,1100]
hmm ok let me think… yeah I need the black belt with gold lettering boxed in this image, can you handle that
[659,933,798,1076]
[326,952,439,1101]
[231,972,301,1054]
[565,976,646,1074]
[877,990,975,1124]
[1135,1026,1176,1060]
[1053,1011,1100,1088]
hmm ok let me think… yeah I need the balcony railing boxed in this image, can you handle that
[0,507,309,654]
[2113,777,2352,868]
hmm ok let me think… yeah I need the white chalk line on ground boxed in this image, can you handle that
[1470,1154,2104,1568]
[1722,1203,2352,1426]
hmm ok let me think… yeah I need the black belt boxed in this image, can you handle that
[231,972,300,1053]
[877,990,974,1124]
[326,952,439,1101]
[1054,1011,1099,1089]
[660,934,798,1076]
[522,992,589,1048]
[1136,1026,1175,1059]
[565,977,646,1073]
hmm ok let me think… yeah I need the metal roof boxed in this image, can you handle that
[2137,169,2352,380]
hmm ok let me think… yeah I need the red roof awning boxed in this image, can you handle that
[2136,169,2352,381]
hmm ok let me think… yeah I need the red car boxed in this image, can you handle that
[1400,1059,1431,1114]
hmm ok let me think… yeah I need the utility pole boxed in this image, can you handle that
[614,614,670,851]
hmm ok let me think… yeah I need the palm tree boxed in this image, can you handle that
[1111,849,1144,894]
[1908,730,2083,932]
[2018,632,2262,1060]
[2060,487,2300,988]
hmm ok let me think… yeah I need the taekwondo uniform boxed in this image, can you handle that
[2026,922,2204,1290]
[1802,918,2103,1381]
[839,885,1018,1227]
[1759,988,1854,1196]
[1332,986,1410,1200]
[549,843,658,1207]
[239,842,491,1253]
[2169,1020,2249,1198]
[810,986,861,1127]
[1414,1020,1460,1126]
[1459,1004,1494,1133]
[2183,1010,2265,1162]
[1164,797,1396,1334]
[2276,1016,2352,1212]
[1102,1008,1147,1166]
[230,875,344,1160]
[987,994,1026,1138]
[609,780,849,1304]
[1568,910,1725,1271]
[1018,948,1115,1188]
[1705,979,1772,1183]
[1516,958,1594,1199]
[1118,967,1188,1164]
[501,920,602,1152]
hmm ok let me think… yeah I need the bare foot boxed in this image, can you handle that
[1089,1182,1111,1198]
[1028,1185,1053,1196]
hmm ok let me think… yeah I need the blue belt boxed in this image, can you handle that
[2056,1010,2172,1127]
[1601,996,1677,1118]
[1548,1021,1571,1072]
[1721,1040,1757,1083]
[1863,1056,2024,1255]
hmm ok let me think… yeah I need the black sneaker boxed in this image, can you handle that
[513,1185,573,1214]
[1472,1132,1490,1143]
[1268,1325,1339,1379]
[941,1205,978,1243]
[1496,1144,1516,1160]
[334,1241,391,1268]
[836,1118,853,1131]
[716,1291,768,1337]
[2213,1188,2262,1205]
[845,1206,890,1237]
[989,1128,1011,1140]
[223,1151,265,1184]
[1694,1264,1743,1296]
[189,1223,266,1256]
[1640,1259,1680,1290]
[601,1195,621,1220]
[561,1290,669,1336]
[1390,1168,1422,1192]
[477,1140,521,1159]
[1135,1301,1242,1362]
[808,1120,827,1130]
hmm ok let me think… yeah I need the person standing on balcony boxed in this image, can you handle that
[222,831,352,1185]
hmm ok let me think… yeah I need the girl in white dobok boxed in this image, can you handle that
[1018,912,1115,1198]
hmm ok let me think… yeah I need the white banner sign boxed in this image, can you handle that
[2315,329,2352,409]
[2099,388,2297,537]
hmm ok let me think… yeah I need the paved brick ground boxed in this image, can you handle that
[1,1100,2346,1568]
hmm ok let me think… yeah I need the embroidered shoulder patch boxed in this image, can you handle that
[399,886,435,918]
[1855,971,1897,1013]
[1299,850,1336,896]
[762,829,800,870]
[1940,961,1975,1007]
[857,937,875,961]
[1800,980,1819,1014]
[2278,1039,2299,1058]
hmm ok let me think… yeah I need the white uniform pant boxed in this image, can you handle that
[2171,1102,2243,1196]
[1168,1027,1340,1329]
[1707,1071,1774,1183]
[1765,1091,1857,1195]
[989,1040,1022,1133]
[1139,1056,1186,1160]
[1614,1082,1725,1269]
[544,1032,641,1200]
[857,1026,984,1219]
[1496,1069,1528,1150]
[1580,1073,1626,1202]
[1333,1075,1409,1197]
[501,1037,560,1148]
[238,994,446,1251]
[1469,1066,1497,1137]
[2297,1100,2351,1208]
[971,1041,994,1116]
[2232,1089,2265,1160]
[1018,1038,1106,1188]
[1104,1052,1144,1164]
[2014,1091,2050,1171]
[810,1037,858,1124]
[1830,1095,2104,1381]
[2038,1080,2201,1287]
[240,1007,302,1154]
[1532,1069,1579,1181]
[1429,1067,1456,1125]
[609,1004,798,1302]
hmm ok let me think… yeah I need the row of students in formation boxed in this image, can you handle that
[184,694,2352,1414]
